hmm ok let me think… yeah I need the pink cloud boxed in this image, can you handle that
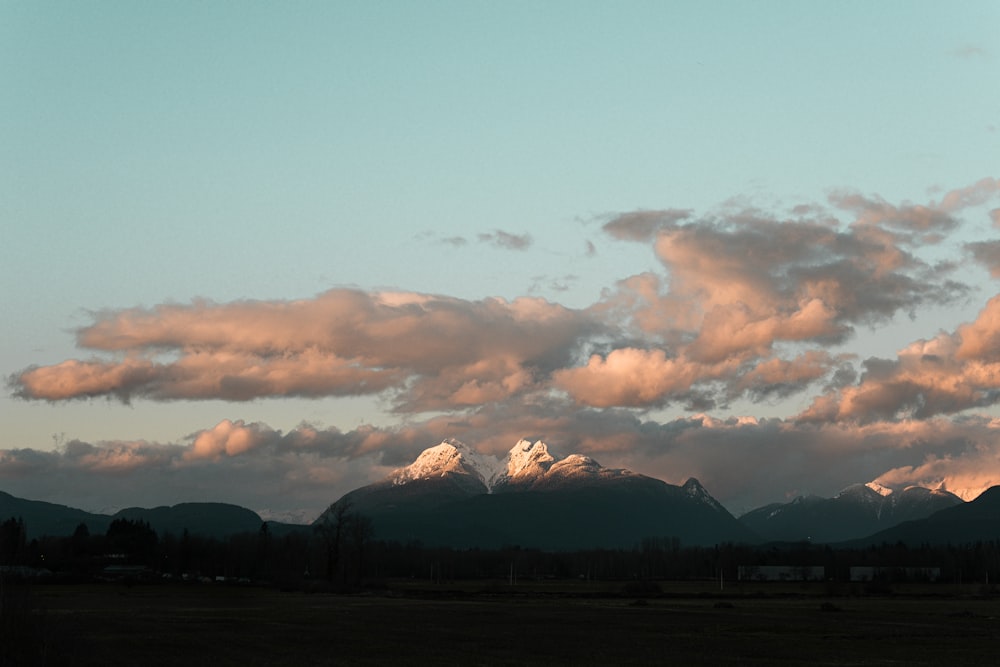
[188,419,267,459]
[13,289,597,410]
[4,405,1000,515]
[10,177,998,417]
[552,348,738,408]
[801,296,1000,423]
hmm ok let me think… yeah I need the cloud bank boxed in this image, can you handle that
[7,178,1000,514]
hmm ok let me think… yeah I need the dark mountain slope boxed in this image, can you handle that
[739,484,962,543]
[0,490,111,539]
[317,439,759,549]
[112,503,263,538]
[846,486,1000,547]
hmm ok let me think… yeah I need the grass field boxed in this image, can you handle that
[8,580,1000,665]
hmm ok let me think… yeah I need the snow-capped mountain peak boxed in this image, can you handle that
[865,481,894,497]
[684,477,727,513]
[389,437,654,493]
[504,439,556,481]
[391,439,504,490]
[836,483,882,502]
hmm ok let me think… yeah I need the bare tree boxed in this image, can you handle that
[350,514,375,583]
[315,500,353,583]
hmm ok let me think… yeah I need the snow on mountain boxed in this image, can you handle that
[865,481,894,497]
[495,439,556,487]
[390,438,505,491]
[740,481,964,543]
[256,508,319,525]
[328,437,751,549]
[388,438,642,493]
[683,478,728,513]
[836,483,882,502]
[548,454,610,478]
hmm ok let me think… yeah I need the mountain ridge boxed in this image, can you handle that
[739,482,963,543]
[0,491,265,540]
[318,438,758,549]
[2,438,995,547]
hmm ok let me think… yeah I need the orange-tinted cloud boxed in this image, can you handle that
[801,295,1000,423]
[12,289,597,410]
[10,178,1000,416]
[553,348,737,408]
[5,408,1000,516]
[577,184,988,408]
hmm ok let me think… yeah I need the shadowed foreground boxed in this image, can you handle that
[9,582,1000,666]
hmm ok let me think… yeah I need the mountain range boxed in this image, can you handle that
[3,438,1000,548]
[738,483,964,543]
[843,485,1000,547]
[316,439,757,549]
[0,490,264,541]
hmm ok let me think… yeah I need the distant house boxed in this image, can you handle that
[738,565,825,582]
[101,564,153,581]
[0,565,52,580]
[849,566,940,582]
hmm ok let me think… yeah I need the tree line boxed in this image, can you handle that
[5,509,1000,588]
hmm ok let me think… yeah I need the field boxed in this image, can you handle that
[8,580,1000,666]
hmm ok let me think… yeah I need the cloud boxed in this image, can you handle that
[569,184,991,409]
[11,172,1000,519]
[0,419,437,516]
[951,45,989,59]
[11,289,600,411]
[14,179,1000,418]
[967,240,1000,277]
[6,407,1000,516]
[601,209,692,242]
[735,350,837,400]
[553,348,738,408]
[188,419,269,459]
[800,294,1000,423]
[477,230,532,250]
[829,179,1000,236]
[935,177,1000,212]
[651,211,961,335]
[528,274,577,295]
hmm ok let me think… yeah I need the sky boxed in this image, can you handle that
[2,1,1000,521]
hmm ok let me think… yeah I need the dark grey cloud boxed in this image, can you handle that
[6,404,1000,516]
[477,230,532,250]
[601,208,692,242]
[967,240,1000,277]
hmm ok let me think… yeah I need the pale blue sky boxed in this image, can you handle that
[2,1,999,514]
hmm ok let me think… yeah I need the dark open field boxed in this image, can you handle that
[8,580,1000,666]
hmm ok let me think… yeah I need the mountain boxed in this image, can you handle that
[0,491,264,540]
[112,503,264,539]
[0,490,111,539]
[316,439,758,549]
[738,483,963,543]
[846,485,1000,547]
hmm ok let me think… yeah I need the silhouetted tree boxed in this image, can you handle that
[105,518,158,565]
[350,514,375,583]
[0,518,27,566]
[316,501,349,582]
